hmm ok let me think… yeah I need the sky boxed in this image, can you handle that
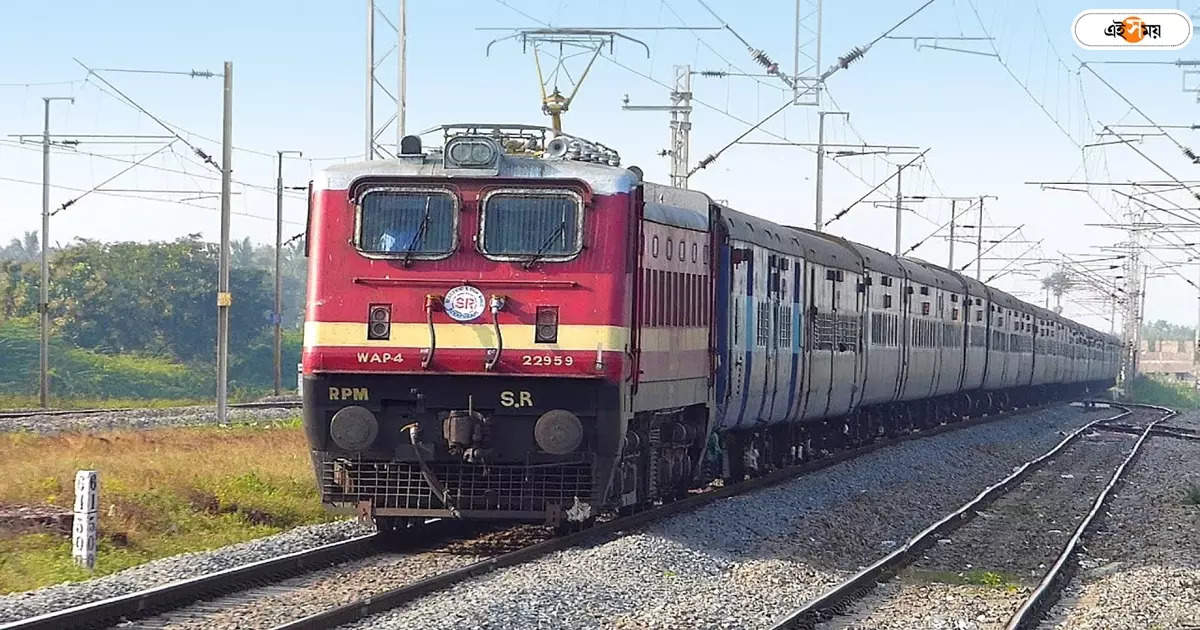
[2,0,1200,332]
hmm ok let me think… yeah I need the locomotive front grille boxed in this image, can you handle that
[319,456,592,514]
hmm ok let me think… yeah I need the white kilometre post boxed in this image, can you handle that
[72,470,99,569]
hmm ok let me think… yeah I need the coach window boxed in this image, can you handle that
[666,239,673,261]
[479,188,583,262]
[356,187,458,259]
[651,235,659,257]
[678,240,686,264]
[692,243,698,263]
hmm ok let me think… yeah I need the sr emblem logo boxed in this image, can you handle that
[443,285,486,322]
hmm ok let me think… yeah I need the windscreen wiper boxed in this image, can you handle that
[402,197,433,267]
[522,220,567,269]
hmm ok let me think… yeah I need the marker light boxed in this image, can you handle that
[535,306,559,343]
[368,304,391,340]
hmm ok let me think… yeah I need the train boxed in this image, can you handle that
[301,123,1119,529]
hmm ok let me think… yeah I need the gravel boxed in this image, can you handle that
[1042,414,1200,630]
[0,519,374,624]
[125,525,551,630]
[152,551,486,630]
[824,426,1141,630]
[337,404,1115,630]
[0,403,301,435]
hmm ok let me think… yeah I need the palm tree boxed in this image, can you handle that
[1040,270,1073,313]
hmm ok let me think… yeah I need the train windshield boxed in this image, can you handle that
[357,188,457,258]
[480,190,583,261]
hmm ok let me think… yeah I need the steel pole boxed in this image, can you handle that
[273,150,302,396]
[217,62,233,423]
[948,199,956,269]
[365,0,375,160]
[1195,263,1199,383]
[894,166,902,255]
[398,0,406,145]
[39,96,71,408]
[815,114,825,231]
[40,101,50,409]
[976,195,985,280]
[274,153,284,396]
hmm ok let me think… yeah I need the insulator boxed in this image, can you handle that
[838,46,865,70]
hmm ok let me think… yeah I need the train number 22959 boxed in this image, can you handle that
[521,354,574,366]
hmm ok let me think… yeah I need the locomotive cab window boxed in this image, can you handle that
[356,187,457,259]
[480,189,583,261]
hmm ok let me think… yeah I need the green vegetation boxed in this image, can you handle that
[1183,484,1200,506]
[1128,376,1200,410]
[0,234,306,402]
[909,568,1023,591]
[1141,319,1196,344]
[0,422,334,593]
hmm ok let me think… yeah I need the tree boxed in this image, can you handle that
[0,231,40,263]
[1141,319,1194,342]
[0,234,308,393]
[1040,270,1074,312]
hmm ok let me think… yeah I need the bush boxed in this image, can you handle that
[1128,376,1200,409]
[0,318,209,400]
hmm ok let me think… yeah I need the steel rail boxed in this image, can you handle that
[1004,403,1177,630]
[272,401,1075,630]
[767,403,1153,630]
[0,400,302,420]
[0,533,381,630]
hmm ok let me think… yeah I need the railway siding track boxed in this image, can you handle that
[0,401,1083,630]
[0,533,379,630]
[1042,415,1200,630]
[769,403,1174,630]
[0,401,303,434]
[0,400,302,420]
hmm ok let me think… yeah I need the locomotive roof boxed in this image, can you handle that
[316,153,640,195]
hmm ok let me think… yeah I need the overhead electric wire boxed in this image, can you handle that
[74,58,222,171]
[686,0,938,176]
[0,175,297,225]
[601,53,903,198]
[0,140,305,200]
[53,141,177,216]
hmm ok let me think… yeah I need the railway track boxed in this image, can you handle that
[0,400,302,420]
[767,402,1175,630]
[0,399,1100,630]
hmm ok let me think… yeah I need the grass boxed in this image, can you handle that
[1128,375,1200,409]
[0,420,337,594]
[908,568,1023,591]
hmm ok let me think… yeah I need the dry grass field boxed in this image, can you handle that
[0,420,336,593]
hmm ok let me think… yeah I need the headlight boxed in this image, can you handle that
[445,137,498,168]
[534,409,583,455]
[330,405,379,451]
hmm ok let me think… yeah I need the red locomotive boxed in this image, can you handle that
[302,123,1117,529]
